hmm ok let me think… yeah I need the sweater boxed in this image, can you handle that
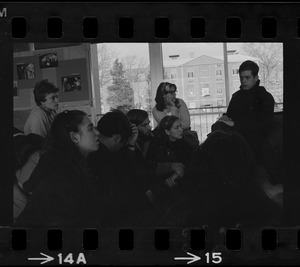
[24,106,57,138]
[152,98,191,129]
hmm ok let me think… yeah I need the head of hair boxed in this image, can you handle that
[13,133,45,171]
[33,79,59,106]
[97,109,132,143]
[158,115,180,141]
[155,82,176,111]
[127,109,149,126]
[44,110,86,158]
[239,60,259,77]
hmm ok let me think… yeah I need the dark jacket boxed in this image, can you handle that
[87,142,153,226]
[145,137,194,204]
[15,152,106,227]
[226,81,275,159]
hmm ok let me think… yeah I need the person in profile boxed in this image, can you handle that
[216,60,275,163]
[152,82,190,130]
[16,110,102,226]
[24,79,59,138]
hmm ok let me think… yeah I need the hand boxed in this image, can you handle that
[127,124,138,146]
[164,94,176,107]
[165,174,178,188]
[218,115,234,126]
[218,115,232,121]
[171,162,185,178]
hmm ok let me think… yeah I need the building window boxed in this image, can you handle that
[232,68,239,75]
[201,88,210,97]
[189,102,196,108]
[188,83,195,96]
[188,71,194,78]
[216,69,222,76]
[216,82,224,94]
[170,73,177,79]
[189,90,194,96]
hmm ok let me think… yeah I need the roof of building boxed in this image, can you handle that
[163,58,194,68]
[214,54,259,63]
[163,53,259,68]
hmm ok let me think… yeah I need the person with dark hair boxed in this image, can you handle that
[152,82,190,130]
[12,133,45,221]
[146,115,194,214]
[166,130,282,227]
[216,60,275,162]
[24,79,59,138]
[127,109,153,157]
[16,110,102,226]
[87,110,154,226]
[126,109,157,203]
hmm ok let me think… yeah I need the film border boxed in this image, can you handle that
[1,2,300,265]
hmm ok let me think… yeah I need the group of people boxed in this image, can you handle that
[13,60,283,228]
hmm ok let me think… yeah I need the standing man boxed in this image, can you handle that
[24,79,59,138]
[219,60,275,162]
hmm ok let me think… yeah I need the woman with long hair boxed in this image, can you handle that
[152,82,191,130]
[146,115,194,214]
[16,110,103,226]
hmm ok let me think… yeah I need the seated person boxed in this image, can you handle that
[166,130,282,228]
[87,110,155,226]
[12,132,44,222]
[152,82,190,130]
[127,109,156,201]
[146,115,195,210]
[24,79,59,138]
[16,110,103,226]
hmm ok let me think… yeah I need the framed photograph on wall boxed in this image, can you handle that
[39,52,58,69]
[16,63,35,80]
[62,73,82,92]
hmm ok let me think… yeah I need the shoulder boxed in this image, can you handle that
[178,98,186,105]
[28,106,47,120]
[258,86,275,101]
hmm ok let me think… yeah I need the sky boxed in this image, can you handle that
[99,42,245,63]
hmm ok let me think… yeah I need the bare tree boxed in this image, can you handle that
[98,44,118,88]
[122,55,149,109]
[241,43,283,102]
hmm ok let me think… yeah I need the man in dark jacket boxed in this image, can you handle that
[218,60,275,162]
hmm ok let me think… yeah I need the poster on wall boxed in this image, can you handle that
[62,74,81,92]
[13,80,18,97]
[16,63,35,80]
[39,52,58,69]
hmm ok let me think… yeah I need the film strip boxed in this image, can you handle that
[1,2,300,265]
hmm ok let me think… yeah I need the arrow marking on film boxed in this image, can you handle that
[174,252,201,264]
[28,253,54,265]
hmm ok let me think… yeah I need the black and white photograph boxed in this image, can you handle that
[62,74,81,92]
[13,80,18,97]
[16,63,35,80]
[39,52,58,69]
[5,3,300,265]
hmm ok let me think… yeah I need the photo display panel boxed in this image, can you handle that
[1,2,300,266]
